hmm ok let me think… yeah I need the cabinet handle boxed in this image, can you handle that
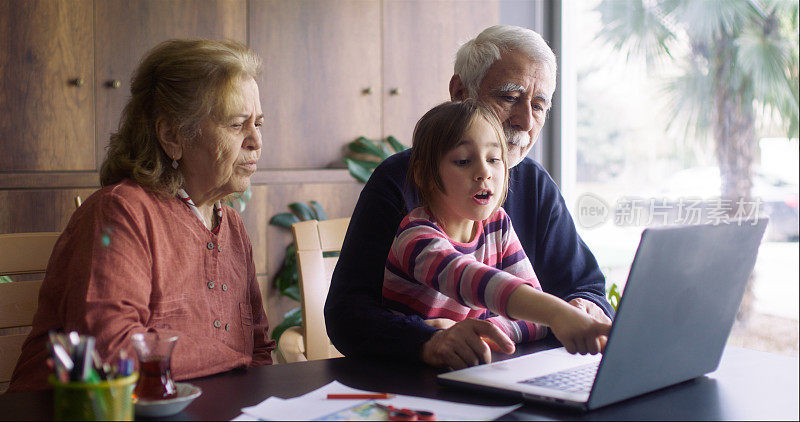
[390,88,402,96]
[105,79,121,89]
[69,78,85,87]
[361,87,373,95]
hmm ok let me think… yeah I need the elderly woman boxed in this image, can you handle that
[9,39,274,391]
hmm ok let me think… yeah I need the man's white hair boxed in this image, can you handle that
[454,25,557,98]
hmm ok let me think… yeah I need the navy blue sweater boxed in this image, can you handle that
[325,149,613,361]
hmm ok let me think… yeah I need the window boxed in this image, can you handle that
[561,0,799,356]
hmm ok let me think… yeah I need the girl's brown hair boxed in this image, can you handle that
[100,39,261,196]
[409,99,508,209]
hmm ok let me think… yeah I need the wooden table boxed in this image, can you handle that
[1,337,797,420]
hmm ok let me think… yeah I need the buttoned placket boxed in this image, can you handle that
[207,236,226,333]
[176,189,231,337]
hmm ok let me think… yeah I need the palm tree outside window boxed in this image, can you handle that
[561,0,798,356]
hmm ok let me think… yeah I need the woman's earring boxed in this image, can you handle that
[172,159,179,169]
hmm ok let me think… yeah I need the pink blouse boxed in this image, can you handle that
[9,179,274,391]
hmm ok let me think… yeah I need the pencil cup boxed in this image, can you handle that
[49,373,138,421]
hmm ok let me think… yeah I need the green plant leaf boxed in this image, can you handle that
[385,135,408,153]
[345,136,408,184]
[223,186,252,213]
[242,186,253,201]
[347,137,375,155]
[310,201,328,221]
[270,307,303,342]
[379,141,393,156]
[274,243,297,291]
[269,212,300,228]
[360,137,385,152]
[346,143,372,156]
[274,263,298,293]
[346,157,381,170]
[351,137,388,158]
[607,283,622,312]
[0,275,13,283]
[285,242,296,257]
[289,202,315,221]
[282,284,301,302]
[345,158,374,183]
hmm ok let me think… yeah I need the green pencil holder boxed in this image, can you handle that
[49,373,138,421]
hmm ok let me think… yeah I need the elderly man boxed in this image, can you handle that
[325,25,612,369]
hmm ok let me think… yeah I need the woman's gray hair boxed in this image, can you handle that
[454,25,556,98]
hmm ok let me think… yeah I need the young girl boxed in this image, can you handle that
[382,100,609,356]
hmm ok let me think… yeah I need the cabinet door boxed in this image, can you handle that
[0,0,94,172]
[249,0,382,169]
[94,0,247,168]
[382,0,499,145]
[0,188,98,234]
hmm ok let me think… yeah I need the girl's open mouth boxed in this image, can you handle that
[473,190,492,205]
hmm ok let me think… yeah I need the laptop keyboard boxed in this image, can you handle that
[518,362,599,393]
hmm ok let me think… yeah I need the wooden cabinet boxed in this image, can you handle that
[1,0,500,175]
[249,0,500,168]
[0,188,98,232]
[94,0,247,168]
[249,0,382,169]
[382,0,500,144]
[0,0,94,172]
[0,0,247,173]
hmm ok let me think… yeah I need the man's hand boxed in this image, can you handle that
[420,318,514,369]
[569,297,611,324]
[424,318,457,330]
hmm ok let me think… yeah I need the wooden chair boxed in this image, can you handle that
[278,218,349,363]
[0,232,60,386]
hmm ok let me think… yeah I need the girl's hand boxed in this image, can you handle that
[549,305,611,355]
[424,318,457,330]
[506,284,611,354]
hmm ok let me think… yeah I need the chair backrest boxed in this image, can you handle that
[291,218,349,361]
[0,232,59,384]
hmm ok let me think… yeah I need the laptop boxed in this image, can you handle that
[438,219,768,411]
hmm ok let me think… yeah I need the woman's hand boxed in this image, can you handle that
[420,318,514,369]
[548,304,611,355]
[424,318,457,330]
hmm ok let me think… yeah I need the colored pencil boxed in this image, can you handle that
[326,393,393,399]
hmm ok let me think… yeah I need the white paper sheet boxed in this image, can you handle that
[231,412,260,421]
[239,380,520,421]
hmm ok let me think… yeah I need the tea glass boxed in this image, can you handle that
[131,332,178,401]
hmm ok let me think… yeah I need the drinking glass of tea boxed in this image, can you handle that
[131,332,178,401]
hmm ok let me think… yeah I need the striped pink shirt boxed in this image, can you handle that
[383,207,548,343]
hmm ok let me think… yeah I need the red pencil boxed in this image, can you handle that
[326,393,393,399]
